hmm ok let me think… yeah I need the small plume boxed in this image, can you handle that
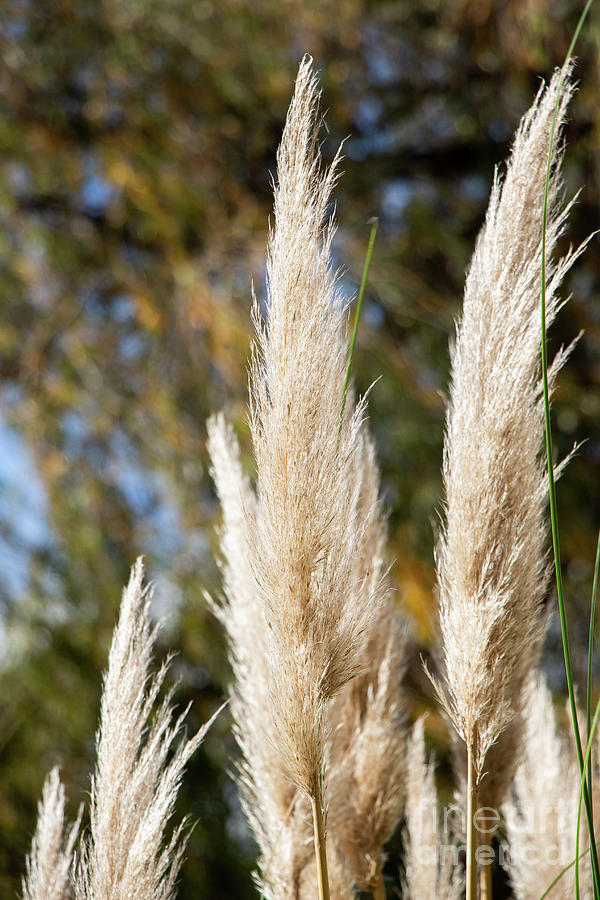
[403,719,460,900]
[74,559,216,900]
[504,672,592,899]
[23,767,80,900]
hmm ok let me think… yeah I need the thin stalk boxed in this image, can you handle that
[372,872,386,900]
[538,843,597,900]
[575,696,600,897]
[339,217,379,434]
[540,1,599,892]
[586,530,600,812]
[479,832,493,900]
[311,794,330,900]
[466,744,478,900]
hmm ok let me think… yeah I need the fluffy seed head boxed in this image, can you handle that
[247,54,382,798]
[23,767,80,900]
[74,559,214,900]
[435,65,582,797]
[504,672,592,899]
[402,719,460,900]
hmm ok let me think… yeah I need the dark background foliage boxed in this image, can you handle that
[0,1,599,896]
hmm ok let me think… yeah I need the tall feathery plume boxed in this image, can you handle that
[249,55,384,900]
[23,767,80,900]
[504,672,592,900]
[402,719,459,900]
[325,434,406,899]
[208,397,405,900]
[433,66,583,900]
[74,559,216,900]
[210,56,385,899]
[207,413,313,899]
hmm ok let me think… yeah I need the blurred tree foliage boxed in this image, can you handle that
[0,0,599,896]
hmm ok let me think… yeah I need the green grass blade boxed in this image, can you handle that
[575,696,600,896]
[568,0,596,58]
[540,1,599,893]
[586,530,600,814]
[339,217,378,433]
[538,843,597,900]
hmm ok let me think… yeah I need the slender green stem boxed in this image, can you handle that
[567,0,596,57]
[466,744,478,900]
[540,2,599,893]
[587,532,600,737]
[538,843,598,900]
[575,697,600,897]
[586,530,600,818]
[339,217,379,433]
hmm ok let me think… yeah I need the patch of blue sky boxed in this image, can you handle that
[140,484,182,561]
[458,174,488,204]
[354,96,383,134]
[6,16,27,39]
[109,430,183,562]
[111,293,136,323]
[0,421,48,547]
[346,129,398,161]
[80,154,118,217]
[380,178,413,222]
[0,418,50,601]
[119,333,145,360]
[363,301,385,328]
[81,173,115,215]
[61,409,90,459]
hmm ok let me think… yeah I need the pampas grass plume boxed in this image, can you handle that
[74,558,217,900]
[402,719,458,900]
[504,672,593,899]
[23,767,81,900]
[248,55,382,802]
[436,65,581,802]
[208,56,405,899]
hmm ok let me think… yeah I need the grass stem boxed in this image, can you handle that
[466,744,478,900]
[575,696,600,897]
[586,530,600,819]
[479,832,493,900]
[311,794,330,900]
[371,872,386,900]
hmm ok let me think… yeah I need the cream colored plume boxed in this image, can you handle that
[208,55,406,898]
[504,672,592,899]
[207,413,313,899]
[22,767,80,900]
[248,54,382,801]
[74,559,216,900]
[435,64,583,799]
[325,435,407,895]
[403,719,459,900]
